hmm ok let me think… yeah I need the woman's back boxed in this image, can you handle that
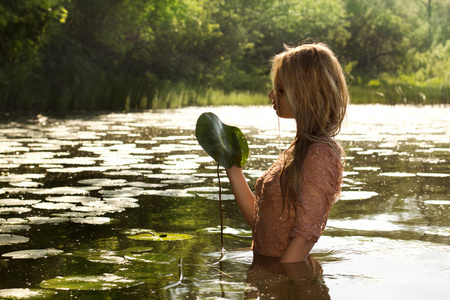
[253,142,343,257]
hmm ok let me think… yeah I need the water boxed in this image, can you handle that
[0,105,449,299]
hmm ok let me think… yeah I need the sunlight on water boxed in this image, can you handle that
[0,104,449,299]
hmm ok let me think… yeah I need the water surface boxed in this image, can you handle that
[0,105,449,299]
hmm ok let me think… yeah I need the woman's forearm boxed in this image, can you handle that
[226,166,255,228]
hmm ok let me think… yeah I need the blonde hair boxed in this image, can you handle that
[270,42,349,209]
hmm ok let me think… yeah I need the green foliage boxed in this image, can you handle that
[0,0,68,112]
[0,0,449,114]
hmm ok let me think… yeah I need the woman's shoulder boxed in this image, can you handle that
[308,140,340,155]
[305,140,342,166]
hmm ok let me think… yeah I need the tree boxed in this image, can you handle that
[0,0,67,108]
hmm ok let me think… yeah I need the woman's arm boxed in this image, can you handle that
[280,236,315,263]
[281,143,341,263]
[225,165,255,228]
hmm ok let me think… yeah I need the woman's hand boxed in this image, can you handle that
[226,165,255,228]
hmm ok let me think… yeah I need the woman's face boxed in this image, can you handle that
[268,80,295,119]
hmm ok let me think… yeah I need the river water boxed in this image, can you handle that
[0,105,449,299]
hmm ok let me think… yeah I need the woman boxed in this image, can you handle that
[226,42,348,263]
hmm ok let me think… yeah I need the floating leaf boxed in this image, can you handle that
[0,234,30,246]
[39,273,143,291]
[70,217,113,225]
[124,229,193,242]
[195,112,248,169]
[2,248,63,259]
[0,199,41,206]
[0,288,54,299]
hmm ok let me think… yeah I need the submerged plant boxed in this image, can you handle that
[195,112,249,251]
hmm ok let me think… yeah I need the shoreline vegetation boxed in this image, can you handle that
[1,0,449,116]
[135,82,450,109]
[1,82,449,119]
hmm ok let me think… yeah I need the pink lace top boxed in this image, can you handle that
[252,142,343,257]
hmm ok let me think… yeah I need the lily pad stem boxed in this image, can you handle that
[217,163,224,251]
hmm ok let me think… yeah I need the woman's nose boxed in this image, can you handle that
[268,90,275,99]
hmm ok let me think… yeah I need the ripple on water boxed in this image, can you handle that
[104,170,145,176]
[315,235,450,298]
[378,172,416,177]
[424,200,450,205]
[327,214,404,232]
[417,172,450,177]
[353,166,381,171]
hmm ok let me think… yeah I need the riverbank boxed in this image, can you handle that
[1,82,448,118]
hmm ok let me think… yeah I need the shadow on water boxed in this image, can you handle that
[0,105,449,299]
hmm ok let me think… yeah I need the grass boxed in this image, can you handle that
[348,82,449,105]
[148,83,268,109]
[2,79,448,118]
[149,82,449,109]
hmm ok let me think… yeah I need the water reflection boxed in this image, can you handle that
[0,105,449,299]
[247,255,330,300]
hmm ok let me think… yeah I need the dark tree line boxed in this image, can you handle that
[1,0,448,114]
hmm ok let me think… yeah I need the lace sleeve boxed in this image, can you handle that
[290,143,342,242]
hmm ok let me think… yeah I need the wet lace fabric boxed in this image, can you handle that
[252,142,343,257]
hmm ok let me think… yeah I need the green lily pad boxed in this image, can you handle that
[127,232,193,242]
[2,248,63,259]
[75,250,128,264]
[195,112,249,169]
[0,234,30,246]
[72,247,154,264]
[123,229,193,241]
[39,273,143,291]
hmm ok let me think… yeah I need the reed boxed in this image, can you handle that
[348,82,449,105]
[149,83,268,109]
[2,79,448,118]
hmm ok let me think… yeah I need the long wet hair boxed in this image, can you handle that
[270,42,349,209]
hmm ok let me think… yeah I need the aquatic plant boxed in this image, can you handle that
[195,112,249,250]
